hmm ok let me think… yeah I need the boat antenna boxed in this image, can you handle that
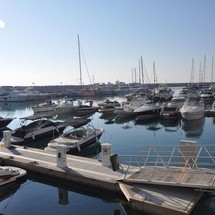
[77,34,82,86]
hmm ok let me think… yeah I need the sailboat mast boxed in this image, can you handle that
[77,34,82,86]
[203,54,206,83]
[132,68,134,83]
[140,56,144,84]
[190,58,194,84]
[211,56,214,83]
[153,61,156,84]
[139,60,141,83]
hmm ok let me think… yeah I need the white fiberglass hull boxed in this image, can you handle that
[180,110,205,120]
[0,166,27,187]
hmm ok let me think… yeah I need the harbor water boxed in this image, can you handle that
[0,95,215,215]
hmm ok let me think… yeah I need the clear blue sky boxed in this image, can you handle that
[0,0,214,86]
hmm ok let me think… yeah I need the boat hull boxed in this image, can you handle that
[180,111,205,120]
[0,118,13,128]
[11,122,67,145]
[0,166,27,187]
[45,128,104,154]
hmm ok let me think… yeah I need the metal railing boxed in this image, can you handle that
[117,140,215,189]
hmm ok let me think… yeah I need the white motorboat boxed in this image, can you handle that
[160,96,185,120]
[199,88,214,100]
[98,99,120,114]
[32,98,75,114]
[114,95,148,117]
[153,84,174,101]
[0,166,27,187]
[114,105,137,117]
[73,100,99,117]
[160,105,179,120]
[98,99,121,108]
[45,126,104,154]
[180,97,205,120]
[55,98,75,113]
[32,100,58,113]
[205,101,215,117]
[134,102,161,120]
[170,95,186,107]
[178,86,199,98]
[10,115,90,145]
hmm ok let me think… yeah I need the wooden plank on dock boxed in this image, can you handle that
[124,166,215,190]
[119,182,203,215]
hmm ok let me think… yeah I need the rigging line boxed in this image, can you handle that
[80,47,93,86]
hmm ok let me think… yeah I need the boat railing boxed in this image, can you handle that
[116,141,215,189]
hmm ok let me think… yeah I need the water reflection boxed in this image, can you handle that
[114,115,136,124]
[99,112,116,121]
[99,112,116,125]
[191,193,215,215]
[26,173,127,215]
[160,118,180,133]
[160,118,180,128]
[180,117,205,137]
[122,122,133,129]
[0,179,27,214]
[58,188,69,205]
[134,118,160,125]
[0,101,35,112]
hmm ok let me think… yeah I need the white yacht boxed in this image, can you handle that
[134,102,161,120]
[0,88,46,102]
[114,95,149,116]
[180,97,205,120]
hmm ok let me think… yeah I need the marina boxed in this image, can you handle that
[0,87,215,214]
[1,1,215,214]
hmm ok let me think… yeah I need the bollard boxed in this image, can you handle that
[3,130,12,148]
[110,153,119,171]
[101,143,112,166]
[56,145,67,168]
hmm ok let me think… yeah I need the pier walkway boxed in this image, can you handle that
[118,140,215,190]
[0,145,122,192]
[0,140,214,214]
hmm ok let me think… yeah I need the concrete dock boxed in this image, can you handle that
[0,144,206,215]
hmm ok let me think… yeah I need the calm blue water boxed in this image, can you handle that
[0,94,215,215]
